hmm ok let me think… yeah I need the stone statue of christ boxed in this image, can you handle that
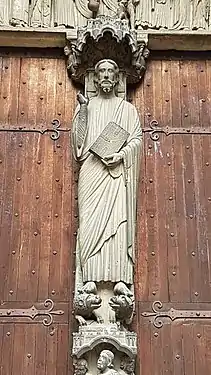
[72,59,142,290]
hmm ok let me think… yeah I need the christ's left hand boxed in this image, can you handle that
[102,152,123,167]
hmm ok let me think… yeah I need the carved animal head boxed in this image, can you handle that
[74,293,102,315]
[109,294,134,320]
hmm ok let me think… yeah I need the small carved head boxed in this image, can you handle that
[74,358,88,375]
[97,350,114,371]
[94,59,119,94]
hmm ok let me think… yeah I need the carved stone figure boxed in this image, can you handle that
[29,0,52,27]
[109,282,134,325]
[135,0,153,29]
[0,1,10,25]
[97,350,118,375]
[54,0,76,27]
[171,0,191,29]
[151,0,171,29]
[119,357,135,375]
[192,0,209,30]
[74,358,92,375]
[74,282,103,325]
[117,0,139,29]
[72,59,142,291]
[10,0,29,26]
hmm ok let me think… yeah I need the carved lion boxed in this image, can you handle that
[74,282,102,325]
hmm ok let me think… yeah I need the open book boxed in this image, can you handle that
[89,122,129,159]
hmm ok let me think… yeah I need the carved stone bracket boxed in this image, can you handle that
[66,16,149,84]
[0,299,64,326]
[142,301,211,328]
[143,120,211,141]
[73,324,137,358]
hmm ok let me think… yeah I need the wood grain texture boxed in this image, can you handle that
[135,54,211,375]
[0,51,76,375]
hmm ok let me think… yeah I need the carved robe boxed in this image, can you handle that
[54,0,76,27]
[171,0,191,29]
[135,0,153,29]
[29,0,52,27]
[72,96,142,285]
[192,0,209,30]
[10,0,29,26]
[152,0,171,29]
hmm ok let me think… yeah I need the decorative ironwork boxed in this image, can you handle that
[2,119,211,142]
[0,119,70,141]
[142,300,211,328]
[143,120,211,141]
[0,299,64,326]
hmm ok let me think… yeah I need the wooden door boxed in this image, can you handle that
[135,52,211,374]
[1,48,211,374]
[0,48,76,375]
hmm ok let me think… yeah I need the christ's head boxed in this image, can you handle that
[94,59,119,94]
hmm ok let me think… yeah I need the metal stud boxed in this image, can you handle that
[19,143,22,147]
[55,213,58,217]
[149,178,153,183]
[5,66,8,70]
[57,112,61,116]
[40,96,44,100]
[37,160,41,165]
[148,144,152,149]
[21,111,24,115]
[197,333,201,338]
[34,231,38,236]
[51,290,55,295]
[3,95,7,99]
[189,214,193,219]
[0,160,2,163]
[169,196,173,200]
[58,82,62,86]
[53,250,57,255]
[170,232,174,237]
[172,271,176,276]
[183,83,187,87]
[184,113,188,117]
[56,178,59,182]
[32,270,35,274]
[14,213,19,217]
[186,145,190,149]
[151,251,155,256]
[9,290,13,295]
[150,214,154,218]
[50,331,54,336]
[206,162,209,166]
[147,113,151,117]
[188,179,191,183]
[164,69,168,72]
[208,197,211,201]
[27,354,32,358]
[36,195,39,199]
[154,332,158,337]
[191,251,196,256]
[17,177,21,181]
[152,291,156,295]
[201,99,206,102]
[6,332,11,336]
[165,99,169,102]
[12,250,16,255]
[56,144,61,148]
[195,292,199,296]
[22,81,26,85]
[167,162,171,166]
[175,355,180,360]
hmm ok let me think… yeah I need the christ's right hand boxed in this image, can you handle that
[77,92,89,105]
